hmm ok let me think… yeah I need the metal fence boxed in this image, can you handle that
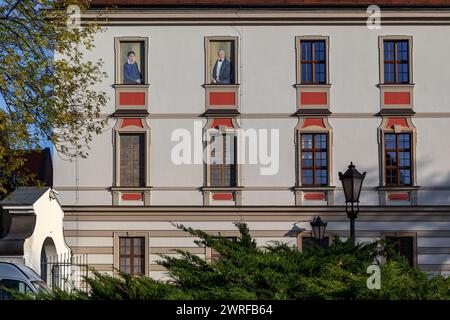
[41,254,89,293]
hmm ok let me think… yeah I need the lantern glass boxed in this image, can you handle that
[339,162,366,203]
[310,216,327,240]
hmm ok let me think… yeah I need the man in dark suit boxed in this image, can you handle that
[212,49,233,84]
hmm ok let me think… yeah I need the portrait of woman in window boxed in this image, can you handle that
[119,41,145,84]
[123,51,141,84]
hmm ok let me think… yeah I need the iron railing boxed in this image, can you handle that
[41,253,89,293]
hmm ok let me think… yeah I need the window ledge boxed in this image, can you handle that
[378,186,420,191]
[294,83,331,89]
[293,186,336,191]
[110,186,153,192]
[201,186,243,192]
[203,84,240,89]
[113,84,150,89]
[378,83,415,88]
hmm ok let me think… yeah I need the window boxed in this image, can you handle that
[206,37,238,85]
[297,232,331,252]
[119,237,145,275]
[0,279,33,300]
[301,236,330,252]
[385,235,415,267]
[300,133,328,186]
[299,40,326,84]
[209,132,236,187]
[384,133,412,186]
[209,236,237,262]
[383,40,410,84]
[115,38,147,85]
[120,134,145,187]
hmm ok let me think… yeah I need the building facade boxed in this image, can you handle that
[55,0,450,280]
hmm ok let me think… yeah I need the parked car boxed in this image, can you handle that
[0,262,51,299]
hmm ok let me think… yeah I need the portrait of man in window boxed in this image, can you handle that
[119,41,145,84]
[208,40,235,84]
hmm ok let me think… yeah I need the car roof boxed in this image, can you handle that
[0,262,42,282]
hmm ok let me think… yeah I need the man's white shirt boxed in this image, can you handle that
[215,59,223,81]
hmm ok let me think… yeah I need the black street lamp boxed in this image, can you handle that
[310,216,327,241]
[338,162,366,240]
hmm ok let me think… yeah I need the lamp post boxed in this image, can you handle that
[338,162,366,241]
[310,216,327,241]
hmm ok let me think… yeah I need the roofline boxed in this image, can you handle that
[62,205,450,213]
[88,3,450,9]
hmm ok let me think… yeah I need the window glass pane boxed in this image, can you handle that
[313,41,325,61]
[314,134,327,149]
[386,169,397,185]
[300,133,328,186]
[210,166,221,186]
[301,134,313,149]
[301,152,313,168]
[385,134,396,149]
[384,41,395,60]
[383,40,410,84]
[384,64,395,83]
[398,63,409,83]
[386,152,397,166]
[398,134,410,149]
[225,135,235,165]
[302,170,313,185]
[302,237,329,251]
[301,42,312,61]
[209,133,236,187]
[314,63,326,84]
[399,152,411,166]
[120,134,145,187]
[210,134,223,164]
[315,170,328,185]
[314,152,327,167]
[400,169,411,185]
[302,63,312,83]
[398,41,409,60]
[386,236,414,266]
[301,40,326,84]
[384,132,412,186]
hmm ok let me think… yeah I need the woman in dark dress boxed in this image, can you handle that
[123,51,141,84]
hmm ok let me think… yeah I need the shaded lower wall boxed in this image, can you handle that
[63,206,450,279]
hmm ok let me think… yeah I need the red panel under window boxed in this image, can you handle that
[121,118,144,128]
[386,118,409,129]
[209,92,236,105]
[211,118,234,129]
[302,118,325,128]
[384,92,410,105]
[212,193,233,201]
[119,92,146,106]
[122,193,142,201]
[300,92,327,105]
[388,193,409,201]
[304,193,325,201]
